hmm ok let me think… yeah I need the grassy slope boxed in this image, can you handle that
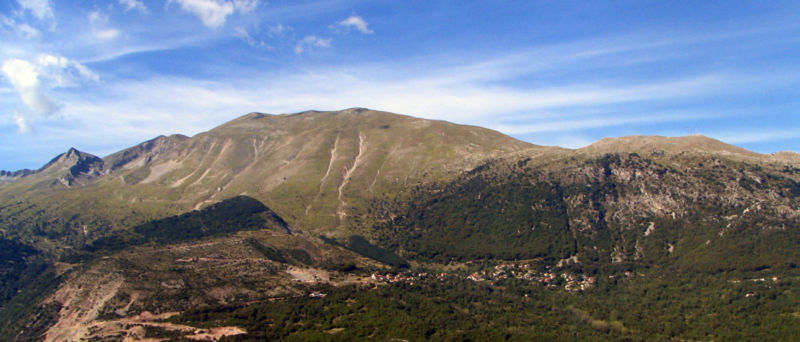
[0,109,535,257]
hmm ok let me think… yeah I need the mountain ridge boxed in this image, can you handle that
[3,110,796,184]
[2,108,800,341]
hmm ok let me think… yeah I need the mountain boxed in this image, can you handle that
[0,169,34,185]
[0,148,104,189]
[0,108,535,256]
[1,108,800,341]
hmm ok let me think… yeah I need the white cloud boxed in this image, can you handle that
[87,11,103,23]
[172,0,259,29]
[72,63,100,82]
[1,55,98,131]
[233,27,270,48]
[94,28,120,41]
[1,59,58,116]
[294,35,331,54]
[13,112,31,133]
[337,15,372,34]
[118,0,147,13]
[233,0,259,13]
[16,0,54,21]
[16,23,40,39]
[87,10,120,42]
[269,24,288,36]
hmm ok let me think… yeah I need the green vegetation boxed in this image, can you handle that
[167,268,800,341]
[321,234,408,268]
[174,281,616,341]
[375,153,800,274]
[0,238,62,340]
[0,257,61,341]
[0,238,41,305]
[133,195,288,244]
[374,164,577,263]
[84,196,288,255]
[246,237,315,266]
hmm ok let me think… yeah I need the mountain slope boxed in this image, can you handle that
[0,108,536,257]
[105,108,536,230]
[375,143,800,272]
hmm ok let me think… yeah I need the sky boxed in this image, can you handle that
[1,0,800,170]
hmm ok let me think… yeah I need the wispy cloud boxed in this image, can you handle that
[16,0,54,21]
[94,28,120,41]
[269,24,288,36]
[294,35,331,54]
[337,15,372,34]
[1,16,41,39]
[171,0,259,29]
[87,10,120,42]
[118,0,147,13]
[232,0,259,13]
[706,129,800,145]
[13,112,30,133]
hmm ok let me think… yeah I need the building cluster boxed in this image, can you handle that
[469,263,597,292]
[370,271,430,285]
[370,263,598,292]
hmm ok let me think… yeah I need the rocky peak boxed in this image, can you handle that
[38,148,104,187]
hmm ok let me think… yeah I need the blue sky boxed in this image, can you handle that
[1,0,799,170]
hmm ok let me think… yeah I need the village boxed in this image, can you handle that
[369,263,601,293]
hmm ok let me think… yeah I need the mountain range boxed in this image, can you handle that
[1,108,799,341]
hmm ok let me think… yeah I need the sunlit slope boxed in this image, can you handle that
[0,108,536,251]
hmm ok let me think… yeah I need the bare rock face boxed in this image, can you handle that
[40,148,105,187]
